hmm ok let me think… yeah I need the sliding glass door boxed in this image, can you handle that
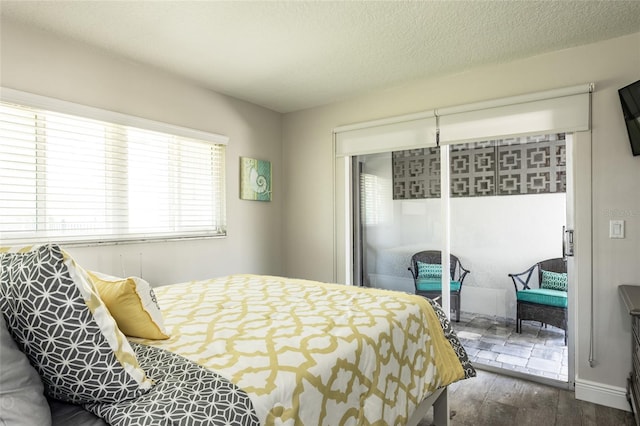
[349,133,572,384]
[333,84,592,386]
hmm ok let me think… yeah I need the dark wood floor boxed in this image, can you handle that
[420,369,635,426]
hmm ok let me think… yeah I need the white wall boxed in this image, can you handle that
[0,19,284,285]
[282,33,640,408]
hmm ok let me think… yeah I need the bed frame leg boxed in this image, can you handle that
[433,387,450,426]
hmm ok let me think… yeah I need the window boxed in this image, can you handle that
[0,94,227,245]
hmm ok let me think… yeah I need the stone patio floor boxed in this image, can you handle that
[452,311,568,382]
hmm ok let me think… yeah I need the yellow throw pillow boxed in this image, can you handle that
[88,271,169,340]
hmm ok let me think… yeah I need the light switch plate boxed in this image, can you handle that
[610,220,625,239]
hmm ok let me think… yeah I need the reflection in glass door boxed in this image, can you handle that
[356,150,439,294]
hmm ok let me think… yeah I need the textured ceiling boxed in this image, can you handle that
[1,1,639,113]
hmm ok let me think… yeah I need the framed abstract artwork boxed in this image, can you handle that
[240,157,272,201]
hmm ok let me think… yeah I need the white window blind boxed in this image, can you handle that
[334,112,438,157]
[334,84,593,156]
[438,85,592,145]
[0,94,227,245]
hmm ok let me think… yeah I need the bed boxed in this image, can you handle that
[0,244,475,426]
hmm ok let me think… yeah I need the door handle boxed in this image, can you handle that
[563,226,575,257]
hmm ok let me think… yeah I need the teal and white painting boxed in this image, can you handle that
[240,157,272,201]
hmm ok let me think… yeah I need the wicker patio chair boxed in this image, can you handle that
[509,257,568,344]
[407,250,470,322]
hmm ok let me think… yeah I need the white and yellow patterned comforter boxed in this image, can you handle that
[134,274,472,426]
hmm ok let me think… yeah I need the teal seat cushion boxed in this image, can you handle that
[517,288,567,308]
[416,279,461,292]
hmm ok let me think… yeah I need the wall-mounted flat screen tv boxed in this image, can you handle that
[619,79,640,156]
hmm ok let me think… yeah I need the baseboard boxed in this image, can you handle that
[575,377,631,412]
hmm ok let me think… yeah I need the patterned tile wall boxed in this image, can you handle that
[392,134,566,199]
[392,148,441,199]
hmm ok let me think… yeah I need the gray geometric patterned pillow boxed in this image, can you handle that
[0,244,153,404]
